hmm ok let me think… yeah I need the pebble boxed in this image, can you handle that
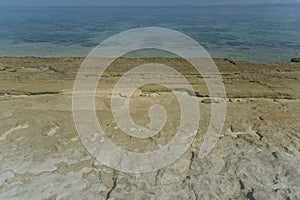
[71,137,79,142]
[149,93,160,97]
[8,68,17,72]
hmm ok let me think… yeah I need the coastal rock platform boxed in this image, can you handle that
[0,57,299,199]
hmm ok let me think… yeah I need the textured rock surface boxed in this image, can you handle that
[0,57,299,199]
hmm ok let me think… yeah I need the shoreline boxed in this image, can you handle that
[0,56,298,64]
[0,56,299,99]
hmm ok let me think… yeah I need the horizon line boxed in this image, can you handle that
[1,3,300,7]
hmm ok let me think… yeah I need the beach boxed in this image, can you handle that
[0,57,299,199]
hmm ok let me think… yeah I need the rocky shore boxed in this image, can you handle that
[0,57,299,199]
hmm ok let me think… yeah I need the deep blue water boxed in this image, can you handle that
[0,5,300,62]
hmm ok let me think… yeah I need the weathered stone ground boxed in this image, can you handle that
[0,57,299,199]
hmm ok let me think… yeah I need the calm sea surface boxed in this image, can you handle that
[0,5,300,62]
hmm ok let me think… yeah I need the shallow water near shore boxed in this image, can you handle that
[0,5,300,62]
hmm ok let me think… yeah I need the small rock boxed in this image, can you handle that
[71,137,79,142]
[291,58,300,63]
[149,93,160,98]
[259,116,264,121]
[130,128,136,132]
[201,98,220,104]
[55,144,62,151]
[119,89,143,98]
[132,89,142,97]
[224,58,236,65]
[8,68,17,72]
[47,126,59,136]
[142,93,160,97]
[40,67,49,71]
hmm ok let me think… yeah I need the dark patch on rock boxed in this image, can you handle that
[201,98,220,104]
[224,58,236,65]
[246,190,256,200]
[239,180,245,190]
[272,152,279,159]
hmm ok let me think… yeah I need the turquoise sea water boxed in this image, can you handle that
[0,5,300,62]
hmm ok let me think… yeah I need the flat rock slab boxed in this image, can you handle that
[0,57,299,199]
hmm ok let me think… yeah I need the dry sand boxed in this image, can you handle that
[0,57,299,199]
